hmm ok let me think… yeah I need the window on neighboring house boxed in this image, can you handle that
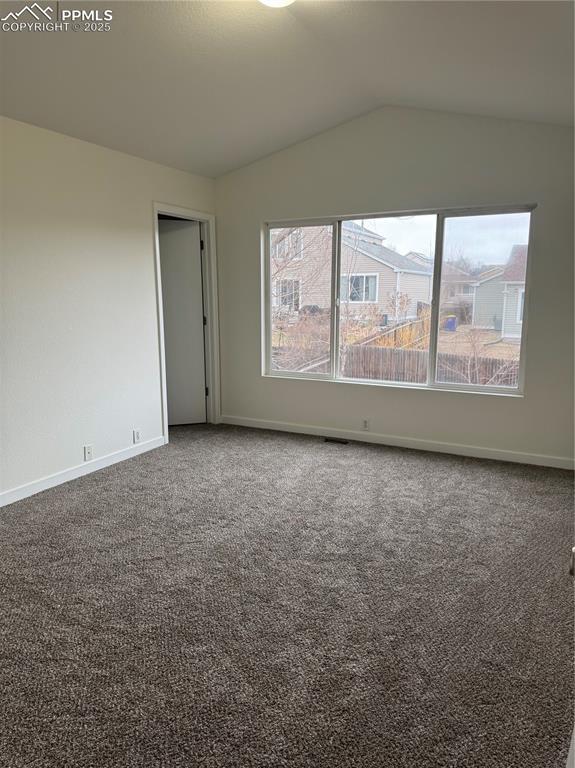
[517,290,525,322]
[264,207,533,393]
[276,279,300,311]
[341,274,378,303]
[268,225,333,374]
[271,228,303,260]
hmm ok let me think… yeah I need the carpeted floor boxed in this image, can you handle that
[1,425,573,768]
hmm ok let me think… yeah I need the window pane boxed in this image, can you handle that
[277,279,300,311]
[435,212,530,388]
[339,216,436,383]
[518,291,525,322]
[349,275,363,301]
[365,275,377,302]
[269,225,333,374]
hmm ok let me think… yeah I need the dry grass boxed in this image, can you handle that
[438,326,521,360]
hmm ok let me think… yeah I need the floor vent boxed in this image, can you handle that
[324,437,349,445]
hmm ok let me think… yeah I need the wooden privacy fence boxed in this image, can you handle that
[342,345,519,386]
[372,313,430,349]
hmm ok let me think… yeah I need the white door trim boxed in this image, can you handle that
[153,202,221,442]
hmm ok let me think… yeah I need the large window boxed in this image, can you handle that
[339,216,436,385]
[264,207,533,392]
[435,212,531,388]
[268,225,333,374]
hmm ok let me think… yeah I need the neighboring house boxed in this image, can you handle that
[406,253,477,302]
[435,262,476,323]
[405,251,433,269]
[472,245,527,339]
[271,221,433,326]
[440,263,476,301]
[271,226,528,340]
[341,222,432,322]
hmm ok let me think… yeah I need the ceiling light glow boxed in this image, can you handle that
[258,0,296,7]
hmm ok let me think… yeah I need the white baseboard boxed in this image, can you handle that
[0,437,166,508]
[221,415,574,470]
[2,420,571,509]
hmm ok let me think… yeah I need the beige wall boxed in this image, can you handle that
[340,246,396,314]
[0,117,215,494]
[216,106,574,466]
[397,272,432,318]
[273,227,333,309]
[272,239,430,320]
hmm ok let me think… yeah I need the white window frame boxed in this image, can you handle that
[262,205,535,395]
[341,273,379,304]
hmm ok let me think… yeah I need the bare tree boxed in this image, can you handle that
[270,226,333,371]
[386,290,411,324]
[437,327,519,386]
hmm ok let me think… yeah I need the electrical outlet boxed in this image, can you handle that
[133,429,142,444]
[83,444,93,462]
[362,419,370,431]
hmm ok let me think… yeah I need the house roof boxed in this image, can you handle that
[341,230,528,282]
[476,266,504,284]
[405,251,433,265]
[342,224,432,275]
[473,245,528,285]
[502,245,528,281]
[440,263,478,284]
[343,220,383,242]
[441,263,471,278]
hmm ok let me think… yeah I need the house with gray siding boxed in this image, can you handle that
[472,245,527,339]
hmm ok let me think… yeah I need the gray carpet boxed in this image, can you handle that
[1,425,573,768]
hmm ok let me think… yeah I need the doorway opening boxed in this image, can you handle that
[154,204,220,440]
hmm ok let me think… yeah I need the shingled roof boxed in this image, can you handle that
[502,244,527,282]
[342,222,432,274]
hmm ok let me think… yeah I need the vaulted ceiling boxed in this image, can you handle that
[1,1,573,177]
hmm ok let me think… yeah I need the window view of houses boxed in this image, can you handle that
[271,224,334,374]
[269,211,530,388]
[436,214,530,387]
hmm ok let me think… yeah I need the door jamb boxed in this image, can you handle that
[153,202,221,443]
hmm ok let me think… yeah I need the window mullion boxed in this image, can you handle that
[428,214,445,386]
[264,224,272,375]
[330,221,342,380]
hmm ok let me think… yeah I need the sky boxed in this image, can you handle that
[357,212,531,267]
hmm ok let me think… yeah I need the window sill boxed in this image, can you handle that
[262,371,525,398]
